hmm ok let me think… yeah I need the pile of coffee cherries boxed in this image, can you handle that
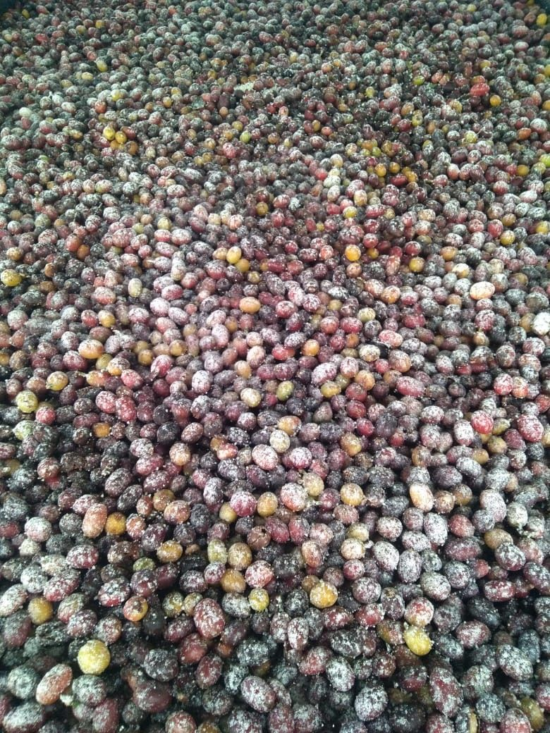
[0,0,549,731]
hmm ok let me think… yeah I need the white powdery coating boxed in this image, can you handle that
[421,572,451,601]
[211,323,230,347]
[505,502,528,528]
[35,664,73,705]
[293,705,322,730]
[0,585,28,617]
[326,657,355,691]
[496,645,534,681]
[24,516,52,542]
[402,531,431,553]
[453,420,475,445]
[288,447,312,468]
[373,541,400,571]
[533,311,550,336]
[310,523,334,546]
[479,490,507,522]
[485,468,510,492]
[244,561,274,589]
[405,597,434,626]
[396,376,425,397]
[251,444,279,471]
[191,370,212,394]
[517,414,544,442]
[311,362,338,385]
[287,285,306,306]
[354,685,388,721]
[398,551,423,583]
[20,566,47,594]
[3,702,44,733]
[429,666,463,717]
[409,483,434,512]
[194,598,225,639]
[470,281,495,300]
[240,676,276,712]
[39,555,67,575]
[269,429,291,453]
[287,618,309,650]
[280,483,308,511]
[421,405,445,424]
[423,513,448,546]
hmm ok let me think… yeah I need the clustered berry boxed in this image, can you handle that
[0,0,549,731]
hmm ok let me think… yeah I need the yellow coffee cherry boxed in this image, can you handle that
[226,246,242,264]
[278,416,301,435]
[341,433,362,456]
[240,388,261,408]
[309,581,338,609]
[345,245,361,261]
[28,597,53,625]
[249,588,269,612]
[103,126,116,141]
[236,258,250,273]
[343,206,358,219]
[16,391,39,414]
[46,372,69,391]
[303,473,324,498]
[183,593,202,616]
[105,512,126,535]
[96,354,112,370]
[340,538,365,560]
[219,503,237,523]
[228,542,252,570]
[257,492,278,517]
[13,421,34,441]
[123,596,149,622]
[163,591,185,617]
[340,483,365,507]
[221,568,246,594]
[484,529,514,551]
[133,557,156,572]
[302,339,320,356]
[239,297,261,314]
[128,278,143,297]
[157,540,183,563]
[403,625,433,656]
[521,698,545,731]
[93,423,111,438]
[321,381,341,398]
[409,483,434,513]
[78,339,104,360]
[276,382,294,402]
[98,311,115,328]
[235,361,252,379]
[77,640,111,675]
[347,523,370,541]
[1,269,23,287]
[409,257,424,273]
[207,539,228,564]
